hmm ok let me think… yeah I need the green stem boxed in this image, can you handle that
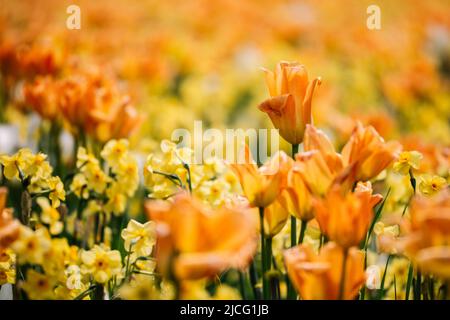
[266,237,274,299]
[414,270,422,300]
[298,220,307,244]
[249,261,262,299]
[405,263,414,300]
[92,284,104,300]
[338,248,349,300]
[291,144,299,158]
[259,207,268,299]
[238,271,247,300]
[379,255,392,300]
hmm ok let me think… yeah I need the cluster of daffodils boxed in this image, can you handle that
[71,139,139,216]
[0,149,65,208]
[143,140,241,207]
[0,58,449,301]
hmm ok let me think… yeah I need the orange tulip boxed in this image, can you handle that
[292,125,347,196]
[279,168,314,222]
[341,122,402,182]
[23,76,59,120]
[231,145,292,208]
[145,193,258,280]
[57,69,143,143]
[398,189,450,278]
[284,242,365,300]
[263,196,289,237]
[313,182,382,249]
[0,187,21,249]
[258,61,321,145]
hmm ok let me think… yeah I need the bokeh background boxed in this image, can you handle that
[1,0,449,151]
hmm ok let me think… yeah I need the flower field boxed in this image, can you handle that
[0,0,449,301]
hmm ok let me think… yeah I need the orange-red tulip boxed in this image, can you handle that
[259,62,321,145]
[284,242,365,300]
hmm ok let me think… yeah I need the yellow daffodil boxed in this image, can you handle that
[80,245,122,284]
[21,269,56,300]
[12,226,51,265]
[393,151,423,175]
[100,139,129,169]
[121,219,157,259]
[418,174,447,196]
[37,197,63,235]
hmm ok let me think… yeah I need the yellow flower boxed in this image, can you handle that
[118,274,160,300]
[0,267,15,285]
[76,147,99,168]
[80,245,122,283]
[101,139,129,169]
[37,197,63,235]
[121,219,157,259]
[114,154,139,196]
[419,174,447,196]
[213,285,241,300]
[12,226,51,265]
[0,148,34,180]
[104,184,127,216]
[83,162,110,194]
[70,173,89,199]
[21,269,56,300]
[46,176,66,208]
[393,151,423,175]
[0,248,15,285]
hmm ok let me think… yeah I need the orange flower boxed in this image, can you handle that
[279,167,314,222]
[284,242,365,300]
[23,76,59,120]
[58,69,143,143]
[398,189,450,279]
[263,196,289,237]
[313,182,382,249]
[259,61,321,145]
[145,193,258,280]
[341,122,402,182]
[0,187,21,249]
[292,125,347,196]
[231,145,292,207]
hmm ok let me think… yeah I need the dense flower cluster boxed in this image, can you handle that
[0,0,449,301]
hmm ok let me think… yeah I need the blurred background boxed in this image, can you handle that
[1,0,449,153]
